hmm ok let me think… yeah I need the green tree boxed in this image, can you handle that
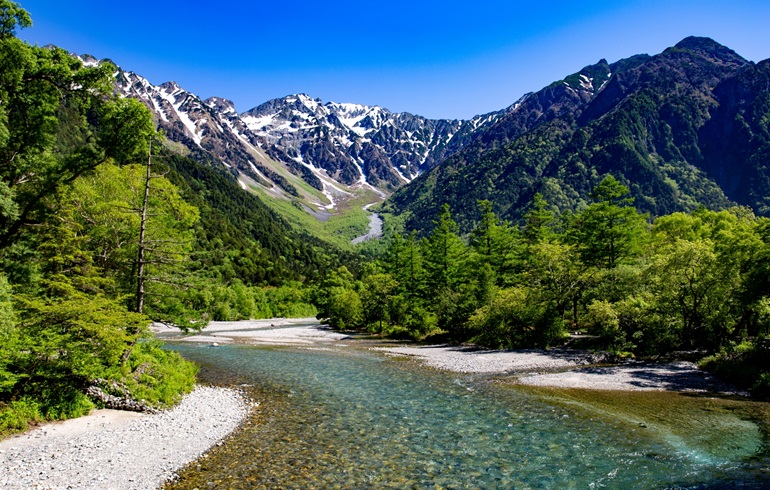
[526,241,588,327]
[468,287,562,348]
[313,266,363,330]
[648,209,761,350]
[390,231,425,312]
[424,204,466,292]
[0,30,153,248]
[65,162,200,328]
[360,272,398,332]
[470,200,524,285]
[570,176,648,269]
[522,193,557,244]
[0,1,30,40]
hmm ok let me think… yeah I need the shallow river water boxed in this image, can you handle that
[164,341,770,489]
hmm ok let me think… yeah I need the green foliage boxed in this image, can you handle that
[468,287,563,349]
[164,153,357,285]
[424,204,467,292]
[699,338,770,398]
[583,300,632,353]
[0,11,202,435]
[0,1,31,39]
[0,31,148,248]
[568,176,649,269]
[360,272,398,331]
[312,266,363,330]
[106,340,197,407]
[0,398,42,437]
[0,274,18,392]
[339,178,770,407]
[522,193,557,244]
[201,281,316,321]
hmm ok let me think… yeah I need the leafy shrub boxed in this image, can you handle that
[699,338,770,399]
[106,339,197,408]
[35,383,95,420]
[0,399,43,437]
[468,288,564,348]
[583,300,633,353]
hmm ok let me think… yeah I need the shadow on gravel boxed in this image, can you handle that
[574,362,746,395]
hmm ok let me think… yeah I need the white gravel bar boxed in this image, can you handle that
[376,345,743,395]
[376,345,606,373]
[0,385,251,490]
[518,361,747,393]
[152,318,352,345]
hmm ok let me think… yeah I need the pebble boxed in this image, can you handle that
[0,386,251,490]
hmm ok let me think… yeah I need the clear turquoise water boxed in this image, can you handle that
[166,342,770,489]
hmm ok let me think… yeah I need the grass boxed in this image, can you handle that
[0,398,43,438]
[253,187,383,249]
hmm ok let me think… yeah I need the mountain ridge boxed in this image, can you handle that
[106,62,506,213]
[79,36,770,235]
[385,36,770,233]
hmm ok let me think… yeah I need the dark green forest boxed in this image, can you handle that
[316,181,770,398]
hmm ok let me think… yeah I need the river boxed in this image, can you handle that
[351,203,383,245]
[162,333,770,489]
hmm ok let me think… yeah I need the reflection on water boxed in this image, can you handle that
[164,343,770,489]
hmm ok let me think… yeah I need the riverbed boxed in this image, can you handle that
[159,320,770,489]
[351,203,383,244]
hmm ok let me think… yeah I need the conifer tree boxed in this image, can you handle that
[424,204,466,292]
[570,176,648,269]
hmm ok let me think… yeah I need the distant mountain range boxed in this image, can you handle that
[86,52,507,212]
[84,36,770,234]
[385,37,770,232]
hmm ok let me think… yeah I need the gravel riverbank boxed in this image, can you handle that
[0,385,251,490]
[376,345,745,395]
[151,318,353,345]
[376,345,609,374]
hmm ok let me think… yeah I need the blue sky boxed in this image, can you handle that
[17,0,770,119]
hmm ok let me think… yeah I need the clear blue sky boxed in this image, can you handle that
[16,0,770,119]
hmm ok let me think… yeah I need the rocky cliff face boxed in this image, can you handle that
[108,65,503,209]
[241,94,504,189]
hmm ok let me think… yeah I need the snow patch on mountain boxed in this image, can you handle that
[93,54,510,211]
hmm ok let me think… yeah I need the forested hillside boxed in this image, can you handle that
[385,37,770,234]
[0,2,346,435]
[317,183,770,397]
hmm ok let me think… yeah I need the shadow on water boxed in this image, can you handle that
[163,342,770,489]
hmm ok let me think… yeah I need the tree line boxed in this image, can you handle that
[314,176,770,397]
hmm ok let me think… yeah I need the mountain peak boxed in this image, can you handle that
[206,97,236,114]
[675,36,723,51]
[671,36,745,64]
[159,80,182,91]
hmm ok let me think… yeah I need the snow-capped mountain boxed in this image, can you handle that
[101,54,507,209]
[241,94,502,188]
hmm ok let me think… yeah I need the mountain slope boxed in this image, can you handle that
[241,94,504,189]
[100,56,504,214]
[163,151,358,285]
[385,37,766,233]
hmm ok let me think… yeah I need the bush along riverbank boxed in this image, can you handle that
[0,335,198,439]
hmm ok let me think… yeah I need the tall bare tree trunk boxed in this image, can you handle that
[136,141,151,314]
[123,141,152,365]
